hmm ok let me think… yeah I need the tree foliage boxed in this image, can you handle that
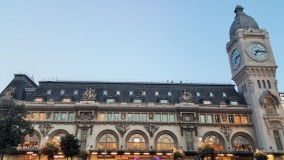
[41,142,59,160]
[0,97,33,158]
[173,151,184,160]
[77,150,88,160]
[198,143,215,160]
[60,134,80,160]
[254,150,268,160]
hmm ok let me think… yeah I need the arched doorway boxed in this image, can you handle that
[202,132,225,151]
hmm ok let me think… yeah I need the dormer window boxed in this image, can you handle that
[106,98,116,103]
[230,100,238,105]
[46,89,51,95]
[116,91,120,95]
[160,99,169,104]
[133,98,142,103]
[168,92,172,96]
[209,92,214,97]
[142,91,146,96]
[60,90,65,95]
[196,92,201,97]
[35,97,43,102]
[73,90,78,95]
[155,91,159,96]
[203,100,211,105]
[63,97,72,103]
[222,92,227,97]
[103,90,108,95]
[129,91,133,96]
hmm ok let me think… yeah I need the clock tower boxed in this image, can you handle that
[226,6,284,151]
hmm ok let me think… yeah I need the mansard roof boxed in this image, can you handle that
[1,74,247,105]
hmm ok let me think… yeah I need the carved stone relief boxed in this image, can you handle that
[182,113,195,122]
[115,123,129,137]
[75,123,93,135]
[39,123,53,137]
[3,87,16,99]
[81,88,96,101]
[79,112,94,120]
[179,90,194,103]
[144,124,159,137]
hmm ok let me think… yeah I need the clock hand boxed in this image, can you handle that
[234,55,240,63]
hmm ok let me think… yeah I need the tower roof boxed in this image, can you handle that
[229,5,259,38]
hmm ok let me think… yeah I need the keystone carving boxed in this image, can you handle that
[39,123,53,137]
[144,124,159,137]
[220,126,232,141]
[115,123,129,136]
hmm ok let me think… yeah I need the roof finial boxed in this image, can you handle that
[234,5,244,15]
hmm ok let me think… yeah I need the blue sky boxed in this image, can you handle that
[0,1,283,93]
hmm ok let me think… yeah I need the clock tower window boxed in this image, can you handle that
[262,80,267,89]
[267,80,271,89]
[257,80,261,88]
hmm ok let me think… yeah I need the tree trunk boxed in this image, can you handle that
[1,154,4,160]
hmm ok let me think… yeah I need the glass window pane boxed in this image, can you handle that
[162,114,168,122]
[127,113,133,121]
[169,114,175,122]
[68,112,74,121]
[53,112,59,121]
[235,115,241,124]
[155,113,161,122]
[107,113,112,121]
[199,114,205,123]
[242,115,248,124]
[133,113,140,121]
[61,112,66,121]
[113,113,120,121]
[141,113,147,122]
[99,113,105,121]
[215,115,220,123]
[39,112,45,121]
[207,115,213,123]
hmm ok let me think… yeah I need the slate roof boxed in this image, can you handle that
[1,74,247,105]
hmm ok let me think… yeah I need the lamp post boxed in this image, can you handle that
[104,134,109,160]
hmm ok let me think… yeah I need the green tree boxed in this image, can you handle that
[77,150,88,160]
[254,150,268,160]
[0,96,34,160]
[173,151,184,160]
[198,143,215,160]
[41,142,59,160]
[60,134,80,160]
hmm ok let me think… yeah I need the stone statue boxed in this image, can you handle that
[179,90,194,103]
[81,88,96,101]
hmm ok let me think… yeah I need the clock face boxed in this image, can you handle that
[247,43,268,61]
[231,49,241,69]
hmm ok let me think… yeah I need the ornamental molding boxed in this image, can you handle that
[81,88,96,101]
[39,123,53,137]
[75,123,93,135]
[220,126,232,141]
[115,123,129,137]
[144,124,159,137]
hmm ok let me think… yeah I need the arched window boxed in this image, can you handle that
[204,135,223,151]
[267,80,271,89]
[98,133,117,150]
[50,133,66,146]
[232,136,252,151]
[156,134,174,150]
[128,134,146,150]
[264,97,277,114]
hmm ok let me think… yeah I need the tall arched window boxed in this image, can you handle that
[156,134,174,150]
[257,80,261,88]
[264,97,277,114]
[204,135,223,151]
[98,133,117,150]
[128,134,146,150]
[262,80,266,88]
[232,136,252,151]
